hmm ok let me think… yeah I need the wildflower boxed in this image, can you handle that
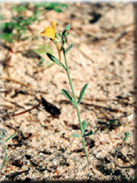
[40,21,61,64]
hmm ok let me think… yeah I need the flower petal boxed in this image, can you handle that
[40,24,55,39]
[51,21,56,31]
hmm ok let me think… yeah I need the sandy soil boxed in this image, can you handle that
[0,2,136,181]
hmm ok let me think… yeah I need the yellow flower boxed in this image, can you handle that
[40,21,56,39]
[41,21,61,64]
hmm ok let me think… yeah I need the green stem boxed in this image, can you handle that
[62,47,89,165]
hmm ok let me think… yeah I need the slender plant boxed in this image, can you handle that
[0,129,16,175]
[40,21,93,165]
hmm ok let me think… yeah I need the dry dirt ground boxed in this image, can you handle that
[0,2,136,181]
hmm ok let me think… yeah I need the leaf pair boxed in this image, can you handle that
[72,120,94,138]
[61,82,88,105]
[46,43,73,70]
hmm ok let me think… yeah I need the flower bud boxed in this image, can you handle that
[62,30,69,39]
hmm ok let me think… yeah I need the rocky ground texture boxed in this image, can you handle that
[0,2,136,181]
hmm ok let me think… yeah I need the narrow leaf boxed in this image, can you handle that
[82,120,87,136]
[65,43,73,54]
[0,130,4,139]
[5,133,17,142]
[63,24,70,32]
[62,24,70,39]
[78,83,88,104]
[4,155,7,166]
[47,53,66,71]
[61,89,73,102]
[84,131,94,137]
[0,129,7,138]
[72,133,81,138]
